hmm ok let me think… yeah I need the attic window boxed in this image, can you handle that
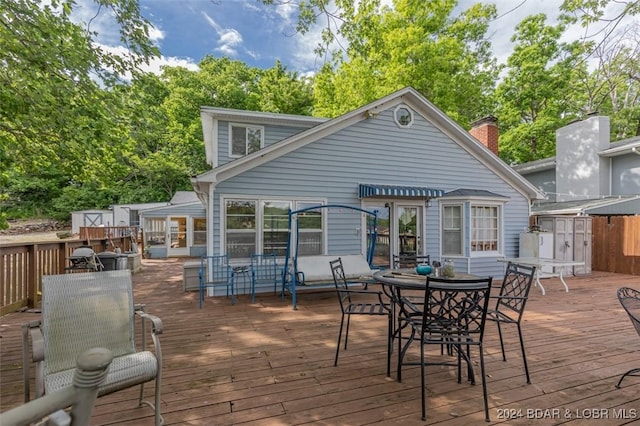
[394,105,413,128]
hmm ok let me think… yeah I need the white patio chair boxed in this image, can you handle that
[22,270,164,425]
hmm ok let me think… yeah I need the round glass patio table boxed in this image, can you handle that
[373,268,481,290]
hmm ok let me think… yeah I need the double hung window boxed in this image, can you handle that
[230,124,263,157]
[442,205,463,256]
[471,206,499,253]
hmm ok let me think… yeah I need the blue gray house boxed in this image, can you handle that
[191,87,545,294]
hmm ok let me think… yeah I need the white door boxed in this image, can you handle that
[167,216,189,257]
[396,205,423,257]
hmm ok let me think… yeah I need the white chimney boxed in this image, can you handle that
[555,115,610,202]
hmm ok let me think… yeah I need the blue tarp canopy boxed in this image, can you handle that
[358,184,444,198]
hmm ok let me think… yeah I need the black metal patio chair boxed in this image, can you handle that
[397,276,493,422]
[615,287,640,388]
[486,261,537,383]
[330,257,393,376]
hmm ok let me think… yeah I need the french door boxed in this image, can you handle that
[167,216,189,257]
[363,202,423,268]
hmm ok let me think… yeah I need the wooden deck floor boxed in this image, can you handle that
[1,258,639,425]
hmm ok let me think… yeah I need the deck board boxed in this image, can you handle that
[1,258,639,425]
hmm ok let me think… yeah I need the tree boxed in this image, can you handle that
[270,0,499,125]
[575,26,640,139]
[494,14,585,164]
[560,0,640,139]
[0,0,159,227]
[250,61,314,115]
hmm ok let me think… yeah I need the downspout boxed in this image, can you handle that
[208,182,215,258]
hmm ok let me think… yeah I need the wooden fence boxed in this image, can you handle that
[592,216,640,275]
[1,227,137,316]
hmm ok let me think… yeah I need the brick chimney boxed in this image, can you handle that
[469,116,499,155]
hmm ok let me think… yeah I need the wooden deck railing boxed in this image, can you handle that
[1,227,138,316]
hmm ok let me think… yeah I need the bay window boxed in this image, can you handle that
[471,205,499,253]
[441,201,503,256]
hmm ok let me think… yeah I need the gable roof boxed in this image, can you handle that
[193,87,544,200]
[199,107,326,167]
[169,191,200,205]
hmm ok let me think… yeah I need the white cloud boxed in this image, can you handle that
[147,25,165,43]
[202,12,244,57]
[145,55,199,74]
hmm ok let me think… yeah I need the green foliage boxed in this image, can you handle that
[0,0,159,225]
[494,14,584,164]
[309,0,500,126]
[50,183,117,222]
[3,0,639,229]
[251,61,314,114]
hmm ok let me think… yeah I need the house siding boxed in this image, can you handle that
[611,153,640,195]
[519,169,556,201]
[217,122,313,166]
[141,204,204,217]
[211,108,529,279]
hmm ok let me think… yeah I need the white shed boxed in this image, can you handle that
[70,209,113,235]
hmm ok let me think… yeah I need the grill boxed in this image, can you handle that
[67,246,103,272]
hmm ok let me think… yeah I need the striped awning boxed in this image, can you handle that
[358,184,445,198]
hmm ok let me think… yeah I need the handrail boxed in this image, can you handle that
[1,230,137,316]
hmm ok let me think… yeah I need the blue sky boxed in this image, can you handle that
[74,0,637,76]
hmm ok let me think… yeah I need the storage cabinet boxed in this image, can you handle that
[519,232,554,274]
[537,216,592,275]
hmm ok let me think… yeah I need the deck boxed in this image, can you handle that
[1,258,639,425]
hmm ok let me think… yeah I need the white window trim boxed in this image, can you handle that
[440,202,465,258]
[220,195,327,260]
[440,197,506,258]
[393,104,414,128]
[192,217,207,247]
[228,122,265,158]
[469,202,503,257]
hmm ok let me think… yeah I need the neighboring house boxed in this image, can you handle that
[191,86,544,295]
[512,115,640,215]
[512,115,640,275]
[139,191,206,259]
